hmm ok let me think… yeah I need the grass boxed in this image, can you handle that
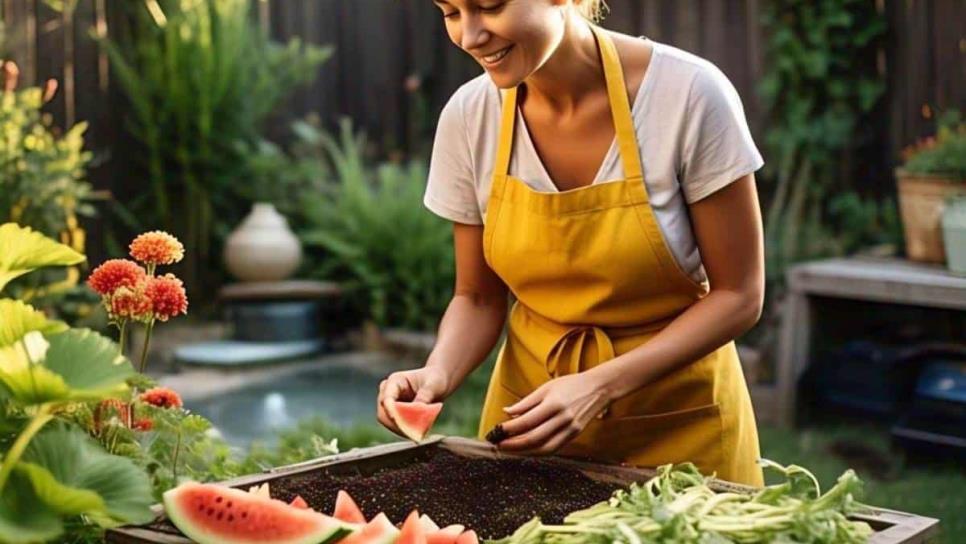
[758,424,964,543]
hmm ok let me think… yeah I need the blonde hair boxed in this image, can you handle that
[576,0,608,22]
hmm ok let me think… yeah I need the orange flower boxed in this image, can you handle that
[94,398,131,429]
[144,274,188,322]
[140,387,183,409]
[87,259,146,296]
[109,284,153,322]
[129,231,184,266]
[132,418,154,431]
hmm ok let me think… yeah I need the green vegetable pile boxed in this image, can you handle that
[492,460,873,544]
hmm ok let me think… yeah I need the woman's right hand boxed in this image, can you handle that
[376,366,452,437]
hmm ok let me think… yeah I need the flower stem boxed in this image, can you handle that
[138,320,155,374]
[118,319,128,357]
[0,405,53,492]
[172,428,182,484]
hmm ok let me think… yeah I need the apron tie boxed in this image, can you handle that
[546,325,617,419]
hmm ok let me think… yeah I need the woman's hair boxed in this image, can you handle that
[575,0,608,22]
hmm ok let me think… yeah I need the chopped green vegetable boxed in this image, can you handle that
[490,460,874,544]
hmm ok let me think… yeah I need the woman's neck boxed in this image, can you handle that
[521,17,604,117]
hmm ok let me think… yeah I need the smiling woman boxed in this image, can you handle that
[381,0,767,486]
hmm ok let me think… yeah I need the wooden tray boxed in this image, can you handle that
[106,437,940,544]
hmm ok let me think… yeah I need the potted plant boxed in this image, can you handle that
[895,111,966,263]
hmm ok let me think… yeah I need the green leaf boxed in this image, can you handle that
[0,469,63,543]
[22,423,155,527]
[0,299,68,348]
[14,462,104,515]
[43,329,135,401]
[0,223,86,292]
[0,329,132,404]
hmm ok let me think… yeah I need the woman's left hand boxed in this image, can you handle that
[494,372,612,455]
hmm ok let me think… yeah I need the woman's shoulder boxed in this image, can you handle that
[442,73,501,118]
[646,40,740,103]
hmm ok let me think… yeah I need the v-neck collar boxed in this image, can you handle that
[514,39,660,194]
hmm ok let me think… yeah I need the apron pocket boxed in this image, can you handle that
[582,403,724,476]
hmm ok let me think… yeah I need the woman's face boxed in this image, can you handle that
[432,0,568,88]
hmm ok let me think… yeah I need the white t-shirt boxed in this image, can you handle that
[423,40,764,284]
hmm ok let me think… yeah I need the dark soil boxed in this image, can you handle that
[272,449,619,539]
[150,449,620,540]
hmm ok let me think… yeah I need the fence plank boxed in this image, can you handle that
[0,0,961,265]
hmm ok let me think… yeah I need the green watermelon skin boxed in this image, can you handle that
[163,482,356,544]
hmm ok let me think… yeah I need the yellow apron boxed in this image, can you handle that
[477,25,763,486]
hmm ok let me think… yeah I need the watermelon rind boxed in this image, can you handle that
[163,482,356,544]
[340,513,399,544]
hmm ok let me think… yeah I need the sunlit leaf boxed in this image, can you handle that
[0,223,85,292]
[0,329,132,404]
[0,299,68,348]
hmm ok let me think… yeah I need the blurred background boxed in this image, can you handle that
[0,0,963,540]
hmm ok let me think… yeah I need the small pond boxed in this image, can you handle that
[177,357,390,448]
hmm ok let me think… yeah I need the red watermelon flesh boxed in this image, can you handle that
[289,495,309,510]
[332,490,367,524]
[427,524,465,544]
[397,511,427,544]
[387,401,443,442]
[339,513,399,544]
[163,482,355,544]
[455,530,479,544]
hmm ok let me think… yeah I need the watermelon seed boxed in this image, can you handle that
[207,508,214,516]
[227,515,234,522]
[226,501,233,508]
[215,496,223,503]
[241,511,247,518]
[217,512,223,520]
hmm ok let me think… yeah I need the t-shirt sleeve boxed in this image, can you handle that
[423,90,483,224]
[679,64,764,204]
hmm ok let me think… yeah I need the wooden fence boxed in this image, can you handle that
[0,0,963,257]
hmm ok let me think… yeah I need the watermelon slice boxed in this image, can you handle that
[386,401,443,442]
[427,524,465,544]
[289,495,309,510]
[247,482,270,499]
[339,513,399,544]
[397,511,427,544]
[419,513,440,533]
[455,530,479,544]
[164,482,356,544]
[332,490,366,524]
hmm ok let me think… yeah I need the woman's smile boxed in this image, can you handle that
[481,45,514,67]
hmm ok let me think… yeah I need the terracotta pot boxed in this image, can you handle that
[223,203,303,281]
[896,170,966,263]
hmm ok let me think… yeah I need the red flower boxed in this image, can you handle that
[109,284,153,322]
[140,387,183,409]
[129,231,184,266]
[94,398,131,429]
[132,418,154,431]
[144,274,188,322]
[87,259,145,296]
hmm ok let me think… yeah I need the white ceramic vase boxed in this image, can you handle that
[223,203,303,282]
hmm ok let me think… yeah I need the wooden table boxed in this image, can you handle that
[771,256,966,426]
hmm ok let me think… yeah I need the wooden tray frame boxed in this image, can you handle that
[107,437,940,544]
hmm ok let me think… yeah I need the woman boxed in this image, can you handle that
[377,0,765,486]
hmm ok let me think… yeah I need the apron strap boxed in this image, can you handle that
[493,26,644,184]
[590,25,645,183]
[494,87,518,179]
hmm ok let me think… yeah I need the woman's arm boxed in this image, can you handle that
[427,223,510,392]
[497,173,764,453]
[377,222,508,433]
[590,173,764,400]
